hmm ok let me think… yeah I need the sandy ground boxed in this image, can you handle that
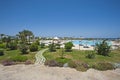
[0,64,120,80]
[72,44,94,50]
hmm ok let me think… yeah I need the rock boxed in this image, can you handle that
[63,63,69,67]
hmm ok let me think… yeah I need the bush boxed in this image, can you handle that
[0,43,6,48]
[49,43,56,52]
[40,43,45,48]
[0,49,4,56]
[68,60,77,68]
[30,43,38,52]
[92,62,114,71]
[44,60,59,67]
[95,40,111,56]
[1,59,15,66]
[55,58,70,67]
[35,40,40,45]
[8,42,17,50]
[19,44,28,54]
[68,60,89,71]
[65,42,73,52]
[86,53,95,59]
[6,48,10,51]
[10,56,28,62]
[55,44,60,49]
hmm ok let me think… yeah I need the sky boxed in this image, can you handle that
[0,0,120,38]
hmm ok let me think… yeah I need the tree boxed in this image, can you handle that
[55,43,61,49]
[8,42,17,50]
[0,49,4,56]
[19,44,28,54]
[35,40,40,45]
[0,34,5,41]
[29,43,38,52]
[95,40,111,56]
[40,43,45,48]
[65,42,73,52]
[2,36,11,48]
[49,43,56,52]
[18,30,33,44]
[60,48,64,58]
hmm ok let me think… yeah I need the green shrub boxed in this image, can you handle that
[68,60,89,71]
[60,48,64,59]
[86,53,95,59]
[8,42,17,50]
[0,49,4,56]
[55,58,70,67]
[65,42,73,52]
[35,40,40,45]
[19,44,28,54]
[40,43,45,48]
[95,40,111,56]
[30,43,38,52]
[6,48,10,51]
[55,44,60,49]
[10,56,28,62]
[0,43,6,48]
[49,43,56,52]
[92,62,114,71]
[68,60,77,68]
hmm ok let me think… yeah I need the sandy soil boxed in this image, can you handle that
[0,64,120,80]
[72,44,94,50]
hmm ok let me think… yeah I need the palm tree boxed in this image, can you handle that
[18,31,26,44]
[0,34,5,41]
[26,30,33,44]
[18,30,34,44]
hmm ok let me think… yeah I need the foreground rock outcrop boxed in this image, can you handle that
[0,64,120,80]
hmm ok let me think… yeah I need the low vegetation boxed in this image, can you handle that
[0,50,36,65]
[48,43,56,52]
[95,40,111,56]
[43,49,120,71]
[19,44,28,54]
[0,31,120,72]
[92,62,115,71]
[65,42,73,52]
[0,49,4,56]
[30,43,38,52]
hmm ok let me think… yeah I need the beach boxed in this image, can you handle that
[0,64,120,80]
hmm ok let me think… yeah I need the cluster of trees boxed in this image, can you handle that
[48,42,73,52]
[48,40,111,57]
[0,30,40,55]
[1,30,111,57]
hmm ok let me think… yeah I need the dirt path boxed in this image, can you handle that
[0,64,120,80]
[35,48,48,65]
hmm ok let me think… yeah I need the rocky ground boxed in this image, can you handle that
[0,64,120,80]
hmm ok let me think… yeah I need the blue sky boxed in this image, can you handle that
[0,0,120,38]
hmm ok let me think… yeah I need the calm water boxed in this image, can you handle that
[72,40,112,46]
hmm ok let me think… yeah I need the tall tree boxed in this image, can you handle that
[0,34,5,41]
[18,30,33,44]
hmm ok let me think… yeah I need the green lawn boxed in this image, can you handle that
[44,49,120,62]
[43,49,120,69]
[0,49,36,63]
